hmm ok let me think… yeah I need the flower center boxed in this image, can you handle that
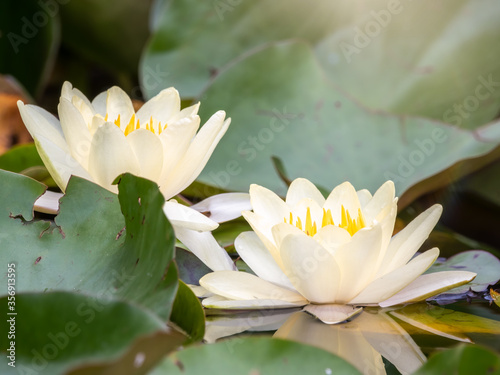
[284,205,366,237]
[104,114,166,136]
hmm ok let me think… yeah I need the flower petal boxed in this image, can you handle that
[378,204,442,277]
[175,227,236,271]
[191,193,251,223]
[170,102,200,122]
[202,295,305,310]
[235,231,294,290]
[87,122,140,192]
[323,182,361,223]
[91,91,107,116]
[161,111,229,198]
[17,102,66,149]
[314,225,352,255]
[58,98,93,169]
[362,180,395,224]
[333,225,383,302]
[163,200,218,231]
[34,191,63,214]
[286,178,325,207]
[356,189,372,208]
[280,234,340,303]
[126,128,163,181]
[349,248,440,305]
[303,304,363,325]
[242,211,282,268]
[379,270,476,307]
[31,133,93,191]
[136,87,180,125]
[105,86,135,126]
[249,184,290,223]
[200,271,307,304]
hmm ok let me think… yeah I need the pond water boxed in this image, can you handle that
[204,301,500,374]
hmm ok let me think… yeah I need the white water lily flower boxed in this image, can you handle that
[199,178,477,323]
[19,81,242,272]
[18,81,229,198]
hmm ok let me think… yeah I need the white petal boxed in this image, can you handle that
[303,304,363,325]
[126,128,163,181]
[61,82,95,119]
[174,227,236,271]
[161,111,230,198]
[356,189,372,208]
[191,193,251,223]
[200,271,307,303]
[87,122,140,192]
[170,102,200,122]
[70,95,95,126]
[271,222,305,250]
[157,115,200,198]
[202,295,305,310]
[161,111,231,198]
[362,180,395,223]
[31,133,93,191]
[323,181,361,223]
[379,204,442,277]
[164,200,218,231]
[105,86,135,126]
[349,248,440,305]
[333,225,383,302]
[379,270,476,307]
[136,87,180,124]
[34,191,63,214]
[188,284,212,298]
[91,91,108,116]
[242,211,282,268]
[286,178,325,207]
[280,234,340,304]
[58,98,93,169]
[249,184,290,223]
[235,231,294,290]
[314,225,352,255]
[17,102,66,149]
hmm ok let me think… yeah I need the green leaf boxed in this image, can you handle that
[0,171,177,320]
[0,291,173,375]
[148,337,362,375]
[315,0,500,130]
[413,344,500,375]
[0,144,42,173]
[426,250,500,295]
[169,281,205,344]
[175,247,211,286]
[194,42,499,196]
[0,0,60,97]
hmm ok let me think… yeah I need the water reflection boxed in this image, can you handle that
[205,304,500,375]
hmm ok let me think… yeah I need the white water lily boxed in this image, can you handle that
[199,178,476,323]
[18,81,229,198]
[19,82,245,272]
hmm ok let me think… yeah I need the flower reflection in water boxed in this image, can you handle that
[204,304,500,375]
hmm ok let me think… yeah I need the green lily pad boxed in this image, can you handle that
[426,250,500,295]
[148,337,362,375]
[413,344,500,375]
[195,41,499,196]
[0,292,175,375]
[0,171,177,320]
[169,281,205,344]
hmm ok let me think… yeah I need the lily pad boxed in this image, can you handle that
[0,291,174,375]
[148,337,362,375]
[426,250,500,295]
[0,171,177,319]
[195,41,500,196]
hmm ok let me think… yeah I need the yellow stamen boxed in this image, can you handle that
[284,205,366,237]
[124,114,136,136]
